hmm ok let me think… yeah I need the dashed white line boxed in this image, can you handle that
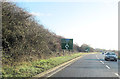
[114,73,120,78]
[96,55,110,70]
[96,55,99,59]
[100,61,104,64]
[105,65,110,69]
[96,55,104,64]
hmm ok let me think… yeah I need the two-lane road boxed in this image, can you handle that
[48,53,118,78]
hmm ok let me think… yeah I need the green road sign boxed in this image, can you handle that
[85,47,90,52]
[61,39,73,50]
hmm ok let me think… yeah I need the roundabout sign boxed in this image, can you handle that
[61,39,73,50]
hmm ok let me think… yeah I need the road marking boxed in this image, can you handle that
[100,61,104,64]
[96,55,105,65]
[96,55,111,70]
[114,73,120,78]
[105,65,110,69]
[96,55,99,59]
[47,62,72,77]
[47,54,86,77]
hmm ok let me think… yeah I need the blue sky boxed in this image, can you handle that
[15,0,119,50]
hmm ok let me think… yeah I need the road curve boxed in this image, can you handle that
[48,53,118,78]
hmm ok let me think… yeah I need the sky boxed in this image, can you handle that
[12,0,119,50]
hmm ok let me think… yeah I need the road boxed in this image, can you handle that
[47,53,119,78]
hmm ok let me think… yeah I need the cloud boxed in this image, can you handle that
[29,12,52,17]
[29,12,42,16]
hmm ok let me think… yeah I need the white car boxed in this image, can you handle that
[104,52,117,61]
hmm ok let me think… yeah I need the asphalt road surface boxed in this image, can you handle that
[49,53,119,77]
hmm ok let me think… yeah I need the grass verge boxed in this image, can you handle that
[2,52,90,78]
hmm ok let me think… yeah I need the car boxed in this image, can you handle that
[104,52,117,61]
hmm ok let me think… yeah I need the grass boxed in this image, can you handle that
[2,52,91,78]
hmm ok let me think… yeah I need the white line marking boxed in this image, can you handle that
[96,55,105,64]
[47,61,72,77]
[100,61,104,64]
[114,73,120,77]
[96,55,99,59]
[96,55,111,70]
[106,65,110,69]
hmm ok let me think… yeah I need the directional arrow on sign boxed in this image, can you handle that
[65,43,69,49]
[61,39,73,50]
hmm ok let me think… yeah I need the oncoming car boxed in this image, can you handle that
[104,52,117,61]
